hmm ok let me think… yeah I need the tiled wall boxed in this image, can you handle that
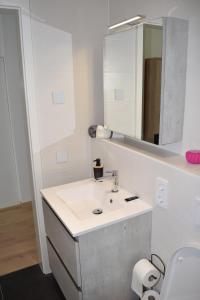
[92,139,200,265]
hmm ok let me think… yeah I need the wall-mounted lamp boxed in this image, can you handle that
[108,15,145,30]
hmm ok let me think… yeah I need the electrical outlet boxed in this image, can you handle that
[195,197,200,228]
[156,177,168,209]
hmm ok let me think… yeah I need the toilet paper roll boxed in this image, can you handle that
[142,290,160,300]
[131,259,160,297]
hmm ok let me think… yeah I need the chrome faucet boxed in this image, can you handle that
[106,170,119,193]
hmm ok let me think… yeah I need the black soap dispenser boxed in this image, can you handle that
[93,158,103,179]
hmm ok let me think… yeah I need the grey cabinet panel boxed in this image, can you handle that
[43,198,151,300]
[160,17,188,144]
[47,239,82,300]
[43,201,81,287]
[79,213,152,300]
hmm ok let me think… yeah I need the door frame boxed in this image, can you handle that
[0,2,50,273]
[0,56,22,207]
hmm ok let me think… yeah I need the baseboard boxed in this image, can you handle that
[0,201,32,212]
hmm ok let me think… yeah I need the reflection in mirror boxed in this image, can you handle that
[143,24,163,144]
[104,22,163,144]
[104,29,138,138]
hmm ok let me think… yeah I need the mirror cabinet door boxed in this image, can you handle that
[104,22,163,144]
[104,28,139,138]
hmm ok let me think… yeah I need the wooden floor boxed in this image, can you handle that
[0,202,38,276]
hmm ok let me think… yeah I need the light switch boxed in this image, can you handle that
[52,91,65,104]
[56,150,67,163]
[156,177,168,209]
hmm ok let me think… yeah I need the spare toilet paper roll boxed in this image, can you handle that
[131,259,160,297]
[142,290,160,300]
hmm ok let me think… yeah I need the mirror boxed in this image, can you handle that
[104,28,140,139]
[104,17,188,145]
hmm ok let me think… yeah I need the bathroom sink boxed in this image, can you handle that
[56,179,134,221]
[41,178,152,236]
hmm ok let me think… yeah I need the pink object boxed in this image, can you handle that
[186,150,200,164]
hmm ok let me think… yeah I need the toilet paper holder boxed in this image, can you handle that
[150,253,166,277]
[131,254,165,299]
[141,254,165,300]
[148,274,158,282]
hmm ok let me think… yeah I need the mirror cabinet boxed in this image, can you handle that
[104,17,188,145]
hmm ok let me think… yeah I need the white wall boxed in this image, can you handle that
[0,10,34,203]
[108,0,200,154]
[32,22,75,150]
[92,139,200,267]
[30,0,107,188]
[0,56,21,208]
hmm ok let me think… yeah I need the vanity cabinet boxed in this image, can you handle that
[43,199,151,300]
[43,200,81,286]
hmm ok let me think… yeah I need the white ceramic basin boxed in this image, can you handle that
[56,179,134,221]
[41,178,152,236]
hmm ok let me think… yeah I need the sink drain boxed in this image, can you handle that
[92,208,103,215]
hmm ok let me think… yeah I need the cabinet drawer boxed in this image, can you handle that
[43,200,81,286]
[47,239,82,300]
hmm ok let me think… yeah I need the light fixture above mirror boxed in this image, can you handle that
[108,15,145,31]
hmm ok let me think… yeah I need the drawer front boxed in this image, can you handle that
[43,200,81,286]
[47,239,82,300]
